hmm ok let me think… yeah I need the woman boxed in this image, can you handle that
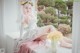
[21,0,57,42]
[17,0,72,53]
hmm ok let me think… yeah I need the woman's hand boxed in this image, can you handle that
[33,33,48,41]
[39,35,47,40]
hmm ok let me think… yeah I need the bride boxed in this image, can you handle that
[20,0,57,42]
[17,0,72,53]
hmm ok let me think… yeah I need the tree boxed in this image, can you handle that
[44,7,56,15]
[37,0,55,7]
[66,1,73,17]
[66,1,73,9]
[37,11,58,27]
[60,9,67,14]
[54,0,67,11]
[66,1,73,27]
[54,0,67,25]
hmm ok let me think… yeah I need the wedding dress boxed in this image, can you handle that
[21,11,38,42]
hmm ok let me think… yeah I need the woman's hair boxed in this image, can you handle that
[19,0,33,6]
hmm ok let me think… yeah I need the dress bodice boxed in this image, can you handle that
[27,14,37,30]
[22,11,38,41]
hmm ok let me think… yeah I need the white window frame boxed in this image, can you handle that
[72,2,80,53]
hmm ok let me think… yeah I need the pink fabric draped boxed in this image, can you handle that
[17,38,46,53]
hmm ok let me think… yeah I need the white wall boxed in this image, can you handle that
[72,2,80,53]
[3,0,37,35]
[3,0,19,34]
[0,0,19,51]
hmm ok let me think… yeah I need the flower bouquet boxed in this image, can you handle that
[47,31,63,53]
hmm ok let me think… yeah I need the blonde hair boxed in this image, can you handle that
[19,0,33,6]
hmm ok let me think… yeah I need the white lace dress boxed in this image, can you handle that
[21,12,39,41]
[15,12,39,52]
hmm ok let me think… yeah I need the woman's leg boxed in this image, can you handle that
[36,25,72,48]
[60,39,72,49]
[63,37,72,44]
[60,37,72,48]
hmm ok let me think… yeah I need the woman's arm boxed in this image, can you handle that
[34,33,48,41]
[21,17,29,28]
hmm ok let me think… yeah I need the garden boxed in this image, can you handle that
[37,0,73,37]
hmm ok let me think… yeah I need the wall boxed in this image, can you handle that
[3,0,19,53]
[3,0,36,35]
[3,0,19,34]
